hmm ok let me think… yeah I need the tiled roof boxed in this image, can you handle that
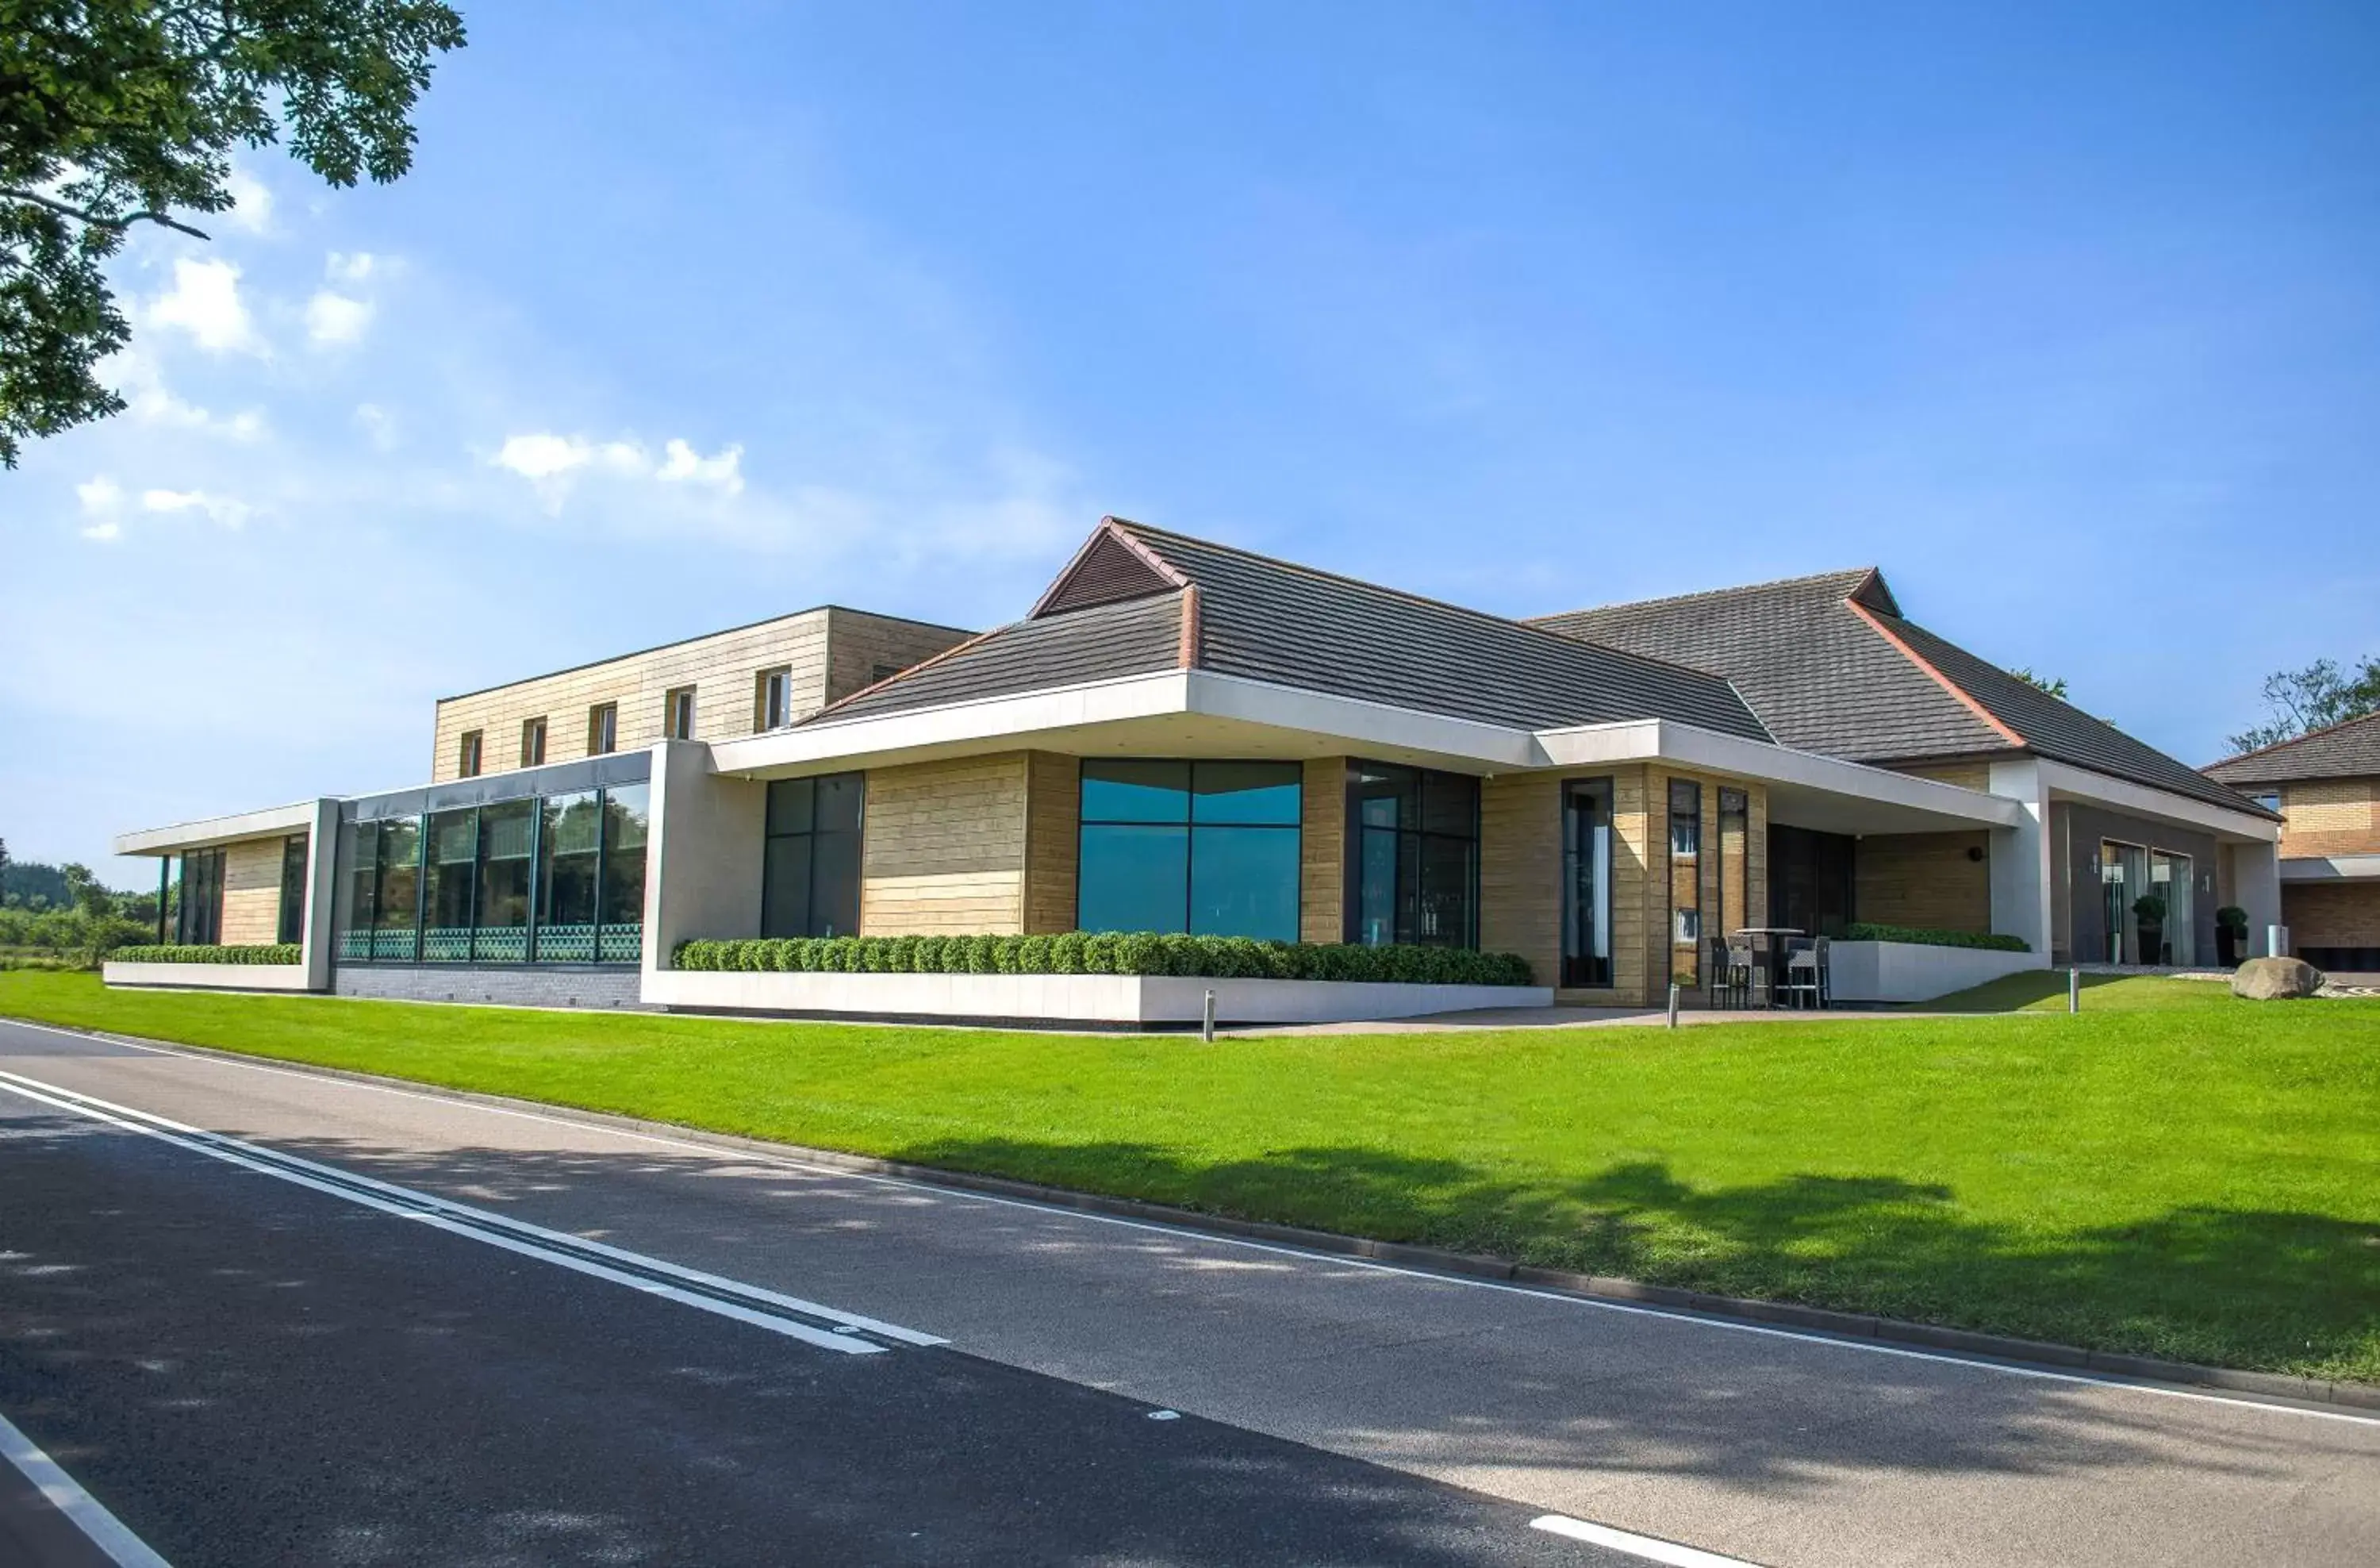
[1532,570,2009,763]
[808,518,1772,739]
[2205,711,2380,786]
[1535,571,2276,818]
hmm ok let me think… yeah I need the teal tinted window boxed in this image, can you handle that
[762,773,864,937]
[1076,761,1299,940]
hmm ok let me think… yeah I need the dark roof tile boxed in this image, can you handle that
[2204,711,2380,786]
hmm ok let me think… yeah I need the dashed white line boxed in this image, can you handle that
[1530,1512,1764,1566]
[0,1409,175,1567]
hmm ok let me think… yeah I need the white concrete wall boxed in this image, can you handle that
[103,962,315,993]
[1825,940,2040,1004]
[641,740,768,982]
[643,969,1552,1025]
[1987,757,2052,955]
[2229,840,2284,955]
[301,797,339,991]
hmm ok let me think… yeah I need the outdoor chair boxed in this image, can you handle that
[1705,936,1740,1008]
[1780,937,1824,1009]
[1726,936,1766,1009]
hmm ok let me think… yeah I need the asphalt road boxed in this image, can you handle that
[2,1015,2375,1567]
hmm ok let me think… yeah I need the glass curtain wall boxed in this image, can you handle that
[598,784,649,962]
[762,774,864,938]
[2150,851,2194,966]
[538,791,603,961]
[1077,760,1301,940]
[277,836,308,944]
[2098,840,2150,963]
[1561,778,1614,987]
[371,817,421,959]
[474,801,536,961]
[1349,763,1479,947]
[1668,780,1702,987]
[423,809,478,961]
[176,849,225,944]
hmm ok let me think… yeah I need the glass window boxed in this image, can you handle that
[1562,778,1614,987]
[1077,760,1300,940]
[757,667,793,731]
[371,817,421,960]
[423,808,478,962]
[338,821,378,960]
[457,730,482,778]
[473,800,536,962]
[664,686,695,741]
[588,702,617,756]
[1668,779,1702,986]
[537,790,601,961]
[599,783,649,963]
[762,773,865,938]
[1347,762,1477,947]
[178,849,225,944]
[520,717,547,768]
[278,835,309,946]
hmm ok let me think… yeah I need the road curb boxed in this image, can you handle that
[20,1017,2378,1416]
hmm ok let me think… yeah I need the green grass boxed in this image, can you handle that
[4,970,2375,1382]
[1917,972,2246,1013]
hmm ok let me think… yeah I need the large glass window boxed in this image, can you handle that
[371,817,421,960]
[762,774,864,938]
[1561,778,1614,987]
[277,835,308,945]
[177,848,224,945]
[338,821,378,960]
[599,783,649,963]
[474,801,536,962]
[1077,760,1300,940]
[1348,763,1477,947]
[423,808,479,962]
[1770,825,1854,937]
[538,790,602,961]
[1668,778,1702,987]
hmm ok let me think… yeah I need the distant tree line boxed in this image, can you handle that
[0,837,163,968]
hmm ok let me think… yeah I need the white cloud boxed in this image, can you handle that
[140,489,251,528]
[221,167,274,233]
[326,251,381,284]
[147,258,263,355]
[305,290,374,345]
[79,520,123,543]
[110,350,267,440]
[355,403,398,450]
[656,439,745,495]
[75,476,125,539]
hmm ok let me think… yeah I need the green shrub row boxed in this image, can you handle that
[674,932,1534,986]
[113,943,305,966]
[1841,922,2029,953]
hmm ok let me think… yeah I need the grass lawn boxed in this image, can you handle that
[2,970,2375,1382]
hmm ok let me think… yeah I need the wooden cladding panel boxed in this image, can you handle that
[1300,757,1345,944]
[824,609,976,706]
[1023,751,1081,934]
[1855,832,1992,933]
[861,754,1028,936]
[217,836,292,947]
[430,612,836,781]
[1890,759,1994,793]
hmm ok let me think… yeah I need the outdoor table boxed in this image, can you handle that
[1731,928,1806,1008]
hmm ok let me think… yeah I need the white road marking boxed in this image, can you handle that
[2,1018,2372,1427]
[0,1408,175,1567]
[0,1066,942,1357]
[1530,1512,1763,1566]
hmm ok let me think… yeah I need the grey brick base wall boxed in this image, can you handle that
[331,965,648,1010]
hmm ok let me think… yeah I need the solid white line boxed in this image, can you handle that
[0,1409,174,1568]
[1530,1512,1761,1567]
[2,1017,2371,1427]
[0,1069,938,1357]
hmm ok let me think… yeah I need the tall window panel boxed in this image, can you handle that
[177,849,225,945]
[473,801,536,962]
[457,730,483,778]
[370,817,421,960]
[598,783,650,963]
[1077,760,1300,941]
[1348,763,1478,947]
[423,809,479,961]
[1561,778,1614,988]
[587,702,618,756]
[664,686,696,741]
[337,821,379,959]
[762,774,864,938]
[1668,778,1702,986]
[520,717,547,767]
[537,791,603,961]
[756,667,793,731]
[277,835,308,946]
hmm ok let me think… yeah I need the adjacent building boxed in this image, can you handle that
[113,517,2286,1022]
[2204,714,2380,974]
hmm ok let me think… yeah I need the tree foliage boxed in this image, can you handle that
[2007,667,2068,701]
[1,0,466,465]
[2226,656,2380,755]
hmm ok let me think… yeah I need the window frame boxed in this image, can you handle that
[277,834,308,946]
[587,702,617,756]
[761,772,866,938]
[1343,761,1480,949]
[1560,777,1614,988]
[1075,759,1303,941]
[663,686,696,741]
[457,729,483,778]
[1668,778,1702,986]
[520,717,547,768]
[755,666,793,732]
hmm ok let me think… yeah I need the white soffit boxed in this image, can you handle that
[2037,758,2279,844]
[114,800,322,857]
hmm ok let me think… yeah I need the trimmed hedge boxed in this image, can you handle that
[673,932,1534,987]
[1842,923,2029,954]
[113,943,305,966]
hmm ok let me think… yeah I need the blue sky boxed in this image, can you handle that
[8,2,2378,881]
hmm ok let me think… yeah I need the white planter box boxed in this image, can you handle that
[1823,940,2040,1004]
[103,961,317,993]
[642,968,1552,1026]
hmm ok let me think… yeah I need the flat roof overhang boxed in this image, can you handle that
[2034,759,2280,846]
[2279,854,2380,882]
[710,670,2025,836]
[113,799,328,858]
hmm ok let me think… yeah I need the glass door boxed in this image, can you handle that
[2152,851,2194,966]
[2099,841,2150,963]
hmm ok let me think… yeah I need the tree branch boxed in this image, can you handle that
[0,188,211,241]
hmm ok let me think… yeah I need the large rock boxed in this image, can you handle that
[2230,956,2326,1001]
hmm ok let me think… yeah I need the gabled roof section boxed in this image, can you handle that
[1106,519,1769,737]
[2205,711,2380,786]
[808,517,1770,739]
[1533,569,2007,763]
[1534,569,2275,818]
[1028,523,1186,617]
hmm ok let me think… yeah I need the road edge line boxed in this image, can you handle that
[0,1409,174,1568]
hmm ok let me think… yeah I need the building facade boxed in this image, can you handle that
[115,517,2286,1022]
[2204,713,2380,974]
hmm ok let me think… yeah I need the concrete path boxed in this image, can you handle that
[2,1017,2374,1567]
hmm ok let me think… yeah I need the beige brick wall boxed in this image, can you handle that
[1300,758,1345,943]
[217,836,295,946]
[2283,882,2380,950]
[2275,778,2380,859]
[1891,759,1995,792]
[1855,832,1992,933]
[1022,751,1081,934]
[860,753,1029,936]
[429,609,969,782]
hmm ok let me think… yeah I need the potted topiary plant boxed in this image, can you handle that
[2132,892,2167,967]
[2215,905,2249,967]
